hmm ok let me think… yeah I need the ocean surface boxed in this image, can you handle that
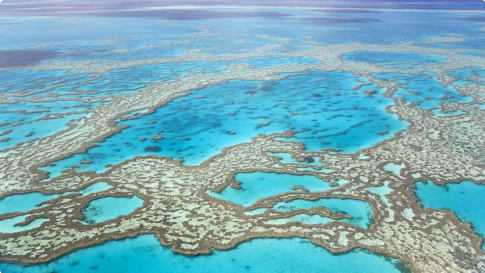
[0,236,410,273]
[0,3,484,273]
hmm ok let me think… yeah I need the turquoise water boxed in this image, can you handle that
[0,112,87,150]
[41,70,406,177]
[0,235,410,273]
[0,182,111,215]
[77,182,112,196]
[367,181,392,206]
[383,163,405,178]
[373,72,472,109]
[272,198,373,228]
[240,56,320,68]
[209,172,333,207]
[449,67,485,86]
[0,214,49,234]
[0,192,56,215]
[79,195,143,224]
[0,92,105,150]
[1,7,483,272]
[414,180,485,248]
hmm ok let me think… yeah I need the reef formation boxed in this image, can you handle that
[0,31,484,273]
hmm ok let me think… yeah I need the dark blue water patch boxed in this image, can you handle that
[373,72,472,109]
[0,49,60,68]
[342,51,444,69]
[144,145,161,152]
[0,235,410,273]
[414,180,485,249]
[41,70,406,177]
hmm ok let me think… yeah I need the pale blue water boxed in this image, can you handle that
[0,192,56,215]
[0,214,49,234]
[367,181,392,206]
[0,112,88,150]
[79,195,143,224]
[41,70,406,177]
[209,172,333,207]
[77,182,112,196]
[414,180,485,248]
[0,182,111,215]
[239,56,320,68]
[273,198,373,228]
[0,235,410,273]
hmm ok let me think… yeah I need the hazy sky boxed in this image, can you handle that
[0,0,483,16]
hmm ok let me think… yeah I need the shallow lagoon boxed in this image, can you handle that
[0,235,410,273]
[0,182,112,215]
[0,214,49,234]
[373,72,472,109]
[42,70,406,177]
[272,198,373,228]
[414,180,485,248]
[209,172,332,207]
[79,195,143,224]
[0,6,482,272]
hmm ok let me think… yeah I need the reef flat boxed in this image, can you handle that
[0,6,484,273]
